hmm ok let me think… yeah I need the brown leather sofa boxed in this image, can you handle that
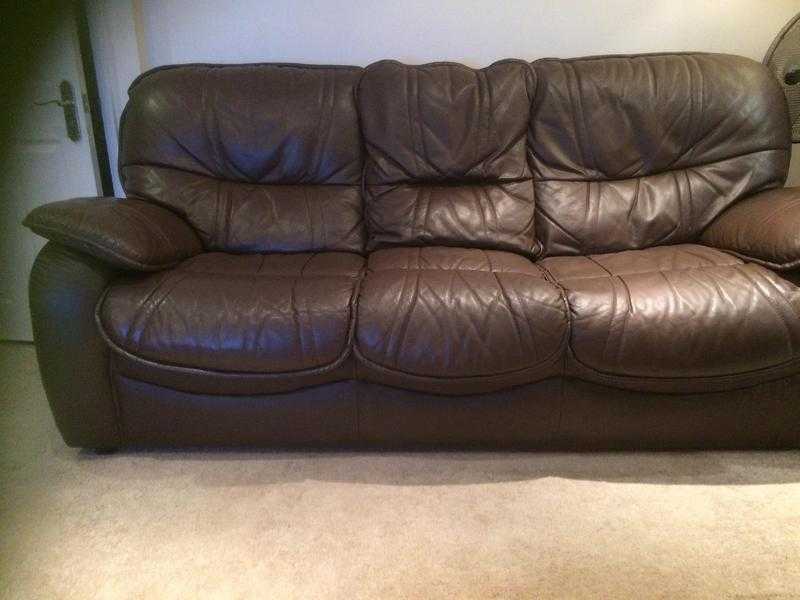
[23,53,800,450]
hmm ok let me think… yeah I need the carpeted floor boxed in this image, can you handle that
[1,343,800,599]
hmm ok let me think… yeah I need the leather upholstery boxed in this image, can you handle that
[111,376,800,449]
[541,245,800,391]
[701,187,800,270]
[357,60,538,255]
[355,246,568,394]
[29,243,122,449]
[99,252,363,382]
[530,54,791,256]
[23,53,800,450]
[23,197,202,270]
[120,63,365,253]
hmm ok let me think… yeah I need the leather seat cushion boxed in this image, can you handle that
[355,247,568,392]
[99,252,364,375]
[540,244,800,389]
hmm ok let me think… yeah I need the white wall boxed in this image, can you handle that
[95,0,800,192]
[87,0,145,197]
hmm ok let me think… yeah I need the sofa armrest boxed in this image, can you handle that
[701,187,800,271]
[30,243,122,449]
[23,197,202,271]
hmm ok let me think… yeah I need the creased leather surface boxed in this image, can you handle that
[23,197,202,270]
[365,181,534,254]
[120,63,364,253]
[530,54,791,256]
[122,165,363,253]
[99,252,364,376]
[358,60,538,255]
[541,243,741,281]
[541,245,800,389]
[26,53,800,449]
[701,187,800,270]
[355,246,567,393]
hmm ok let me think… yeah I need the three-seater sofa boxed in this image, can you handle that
[23,53,800,450]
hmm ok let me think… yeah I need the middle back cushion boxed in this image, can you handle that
[357,60,538,256]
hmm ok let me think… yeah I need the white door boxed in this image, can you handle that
[0,7,102,341]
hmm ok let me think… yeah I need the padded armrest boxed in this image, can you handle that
[701,187,800,271]
[23,197,202,271]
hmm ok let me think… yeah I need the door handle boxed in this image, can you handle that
[34,99,75,108]
[33,80,81,142]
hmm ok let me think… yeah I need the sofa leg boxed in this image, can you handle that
[90,447,119,455]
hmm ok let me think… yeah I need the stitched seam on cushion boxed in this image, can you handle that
[122,163,364,187]
[371,265,545,277]
[568,349,800,389]
[128,62,361,94]
[585,256,615,277]
[491,267,541,364]
[406,67,424,177]
[537,261,577,381]
[95,302,357,378]
[551,260,749,283]
[352,344,563,383]
[533,147,787,183]
[161,271,359,279]
[706,247,800,272]
[367,176,533,188]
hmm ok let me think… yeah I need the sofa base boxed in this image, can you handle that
[107,374,800,450]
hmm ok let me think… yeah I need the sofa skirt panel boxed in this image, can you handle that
[110,374,800,450]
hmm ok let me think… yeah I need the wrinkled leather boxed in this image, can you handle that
[23,197,202,270]
[541,245,800,391]
[364,181,535,255]
[122,166,363,253]
[120,63,365,253]
[357,60,538,255]
[701,187,800,270]
[24,52,800,450]
[355,246,568,394]
[530,54,791,256]
[541,243,741,280]
[99,252,364,377]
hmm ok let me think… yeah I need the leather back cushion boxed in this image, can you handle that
[357,60,539,256]
[119,63,364,253]
[529,53,791,256]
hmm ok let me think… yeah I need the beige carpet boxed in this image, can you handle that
[2,343,800,599]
